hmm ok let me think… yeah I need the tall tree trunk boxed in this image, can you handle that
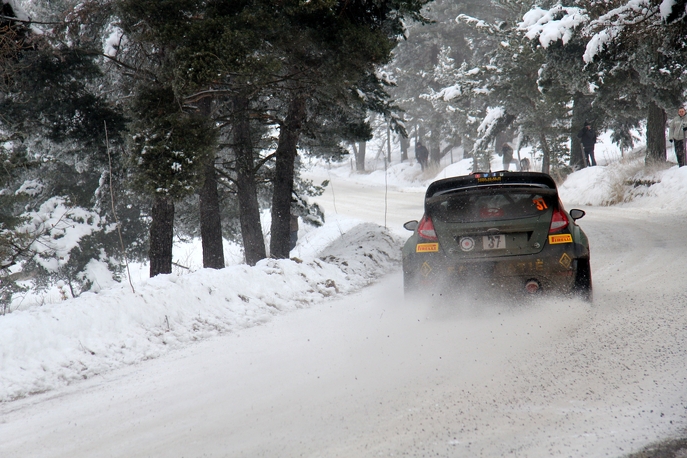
[355,141,366,171]
[646,100,667,164]
[400,135,408,162]
[199,159,225,269]
[149,195,174,277]
[430,128,441,166]
[196,97,225,269]
[270,95,307,259]
[386,123,392,164]
[233,94,267,266]
[570,93,592,169]
[429,115,442,166]
[539,132,551,175]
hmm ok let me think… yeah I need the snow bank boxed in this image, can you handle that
[623,164,687,212]
[0,222,404,402]
[432,158,474,179]
[310,159,432,188]
[559,155,687,212]
[558,164,619,206]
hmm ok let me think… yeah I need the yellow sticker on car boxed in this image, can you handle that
[416,243,439,253]
[548,234,573,244]
[559,253,572,269]
[477,176,502,183]
[421,262,432,277]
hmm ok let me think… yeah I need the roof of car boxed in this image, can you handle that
[425,172,558,199]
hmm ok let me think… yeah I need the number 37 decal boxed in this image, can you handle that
[532,197,548,211]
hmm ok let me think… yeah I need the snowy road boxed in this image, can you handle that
[2,173,687,457]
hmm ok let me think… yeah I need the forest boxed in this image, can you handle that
[1,0,686,309]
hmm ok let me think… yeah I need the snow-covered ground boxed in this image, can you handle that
[0,221,403,402]
[2,141,687,457]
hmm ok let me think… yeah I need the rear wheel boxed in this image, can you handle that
[573,258,593,302]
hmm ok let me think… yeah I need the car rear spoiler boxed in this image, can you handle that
[425,172,558,199]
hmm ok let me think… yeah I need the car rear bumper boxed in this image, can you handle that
[403,242,587,296]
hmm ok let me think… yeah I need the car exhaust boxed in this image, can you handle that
[524,279,541,294]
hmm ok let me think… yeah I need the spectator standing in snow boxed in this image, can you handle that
[668,106,687,167]
[519,157,530,171]
[415,140,429,171]
[577,121,597,167]
[500,143,514,170]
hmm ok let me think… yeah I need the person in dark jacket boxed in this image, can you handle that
[577,121,597,166]
[500,143,514,170]
[415,140,429,171]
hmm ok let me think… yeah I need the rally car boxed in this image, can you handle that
[402,171,592,301]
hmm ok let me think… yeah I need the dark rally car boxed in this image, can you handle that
[402,171,592,301]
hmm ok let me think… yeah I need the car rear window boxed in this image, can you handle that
[427,187,557,223]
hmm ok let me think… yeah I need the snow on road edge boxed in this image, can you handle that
[0,223,404,402]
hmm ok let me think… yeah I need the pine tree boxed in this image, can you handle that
[126,85,216,275]
[432,1,571,175]
[110,0,285,266]
[116,0,431,262]
[264,0,432,259]
[0,0,148,301]
[570,0,687,165]
[105,0,229,275]
[391,1,517,165]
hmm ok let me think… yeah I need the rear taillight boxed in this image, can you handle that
[417,214,438,241]
[549,207,569,233]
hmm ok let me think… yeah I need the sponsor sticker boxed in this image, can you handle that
[416,243,439,253]
[559,253,572,269]
[420,261,432,277]
[548,234,573,244]
[459,237,475,251]
[477,176,502,183]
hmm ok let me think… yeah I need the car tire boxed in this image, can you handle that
[573,258,593,302]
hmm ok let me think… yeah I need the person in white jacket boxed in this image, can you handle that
[668,106,687,167]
